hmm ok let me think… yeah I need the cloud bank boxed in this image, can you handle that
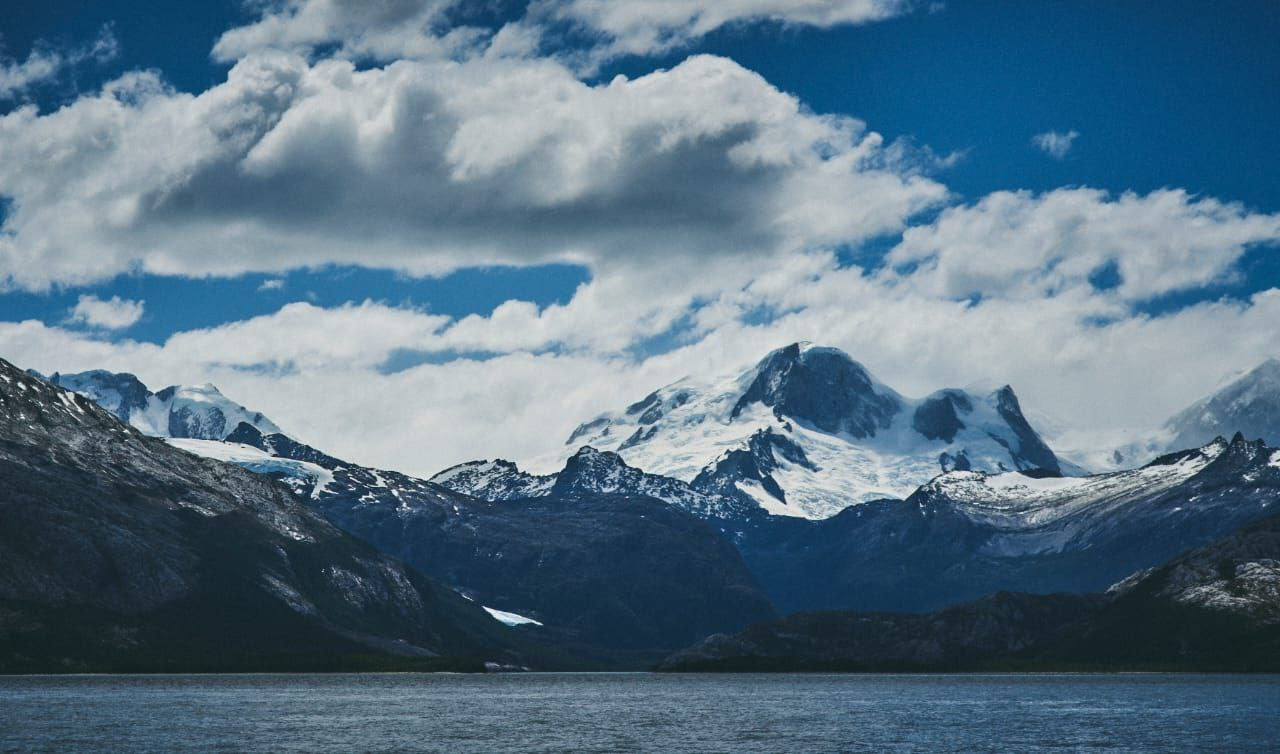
[0,50,943,291]
[1,0,1278,476]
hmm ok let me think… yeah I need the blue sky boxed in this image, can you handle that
[1,1,1278,473]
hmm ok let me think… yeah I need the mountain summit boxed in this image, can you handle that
[44,369,281,441]
[1077,357,1280,472]
[550,343,1062,519]
[1165,358,1280,450]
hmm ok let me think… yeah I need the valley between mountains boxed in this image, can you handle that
[3,343,1279,671]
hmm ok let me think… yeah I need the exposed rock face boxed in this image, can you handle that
[690,429,816,510]
[912,390,971,443]
[0,360,520,672]
[993,385,1061,474]
[730,343,902,437]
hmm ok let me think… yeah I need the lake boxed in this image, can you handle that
[1,673,1277,752]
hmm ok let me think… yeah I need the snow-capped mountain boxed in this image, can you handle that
[1055,357,1280,473]
[44,369,281,440]
[433,446,756,521]
[42,355,1280,638]
[738,433,1280,614]
[431,459,556,501]
[535,342,1064,519]
[1165,358,1280,450]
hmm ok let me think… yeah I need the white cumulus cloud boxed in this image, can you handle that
[0,26,118,100]
[885,188,1280,303]
[537,0,908,60]
[66,294,145,330]
[1032,129,1079,159]
[0,50,944,291]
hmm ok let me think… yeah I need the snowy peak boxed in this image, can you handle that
[40,369,151,424]
[429,458,555,501]
[731,343,902,438]
[554,343,1063,519]
[911,432,1280,532]
[1165,358,1280,450]
[912,433,1279,543]
[433,445,749,520]
[155,382,281,440]
[992,385,1061,473]
[46,369,281,441]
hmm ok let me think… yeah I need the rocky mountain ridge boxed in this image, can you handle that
[0,359,527,672]
[734,433,1280,613]
[185,424,776,661]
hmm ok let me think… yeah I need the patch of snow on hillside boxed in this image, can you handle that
[985,473,1089,493]
[482,606,543,627]
[167,438,334,497]
[1171,561,1280,619]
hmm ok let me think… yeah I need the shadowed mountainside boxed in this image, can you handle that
[0,360,531,673]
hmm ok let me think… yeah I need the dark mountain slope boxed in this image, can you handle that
[0,359,523,672]
[224,425,776,662]
[661,510,1280,672]
[659,592,1104,672]
[1051,508,1280,669]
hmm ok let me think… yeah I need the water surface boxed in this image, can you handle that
[1,673,1277,752]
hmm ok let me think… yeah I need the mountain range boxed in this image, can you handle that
[217,423,776,663]
[661,506,1280,672]
[733,433,1279,613]
[10,342,1280,670]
